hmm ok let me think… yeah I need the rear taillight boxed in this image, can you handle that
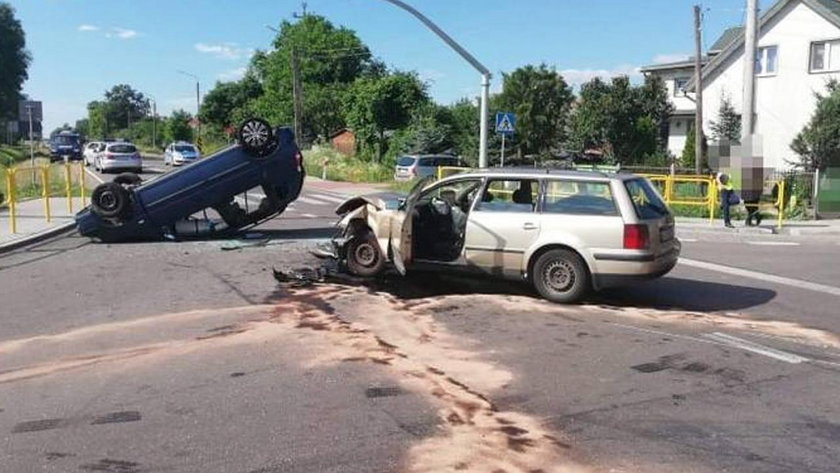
[295,152,302,167]
[623,224,650,250]
[411,168,417,176]
[105,153,114,160]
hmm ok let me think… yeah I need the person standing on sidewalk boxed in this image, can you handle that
[718,173,738,228]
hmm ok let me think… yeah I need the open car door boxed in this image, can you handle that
[390,176,434,275]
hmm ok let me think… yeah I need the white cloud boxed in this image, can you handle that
[106,27,139,39]
[77,24,99,32]
[560,64,642,88]
[218,67,247,81]
[195,42,252,60]
[652,53,690,64]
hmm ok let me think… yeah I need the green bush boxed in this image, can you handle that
[303,147,393,183]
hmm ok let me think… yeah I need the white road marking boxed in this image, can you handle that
[308,193,346,204]
[703,332,810,364]
[746,241,800,246]
[610,323,726,347]
[296,196,331,206]
[679,258,840,297]
[84,168,104,184]
[680,238,698,242]
[301,213,318,218]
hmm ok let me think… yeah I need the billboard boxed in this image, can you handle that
[18,100,43,122]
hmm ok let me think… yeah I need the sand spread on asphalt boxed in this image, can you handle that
[4,284,839,472]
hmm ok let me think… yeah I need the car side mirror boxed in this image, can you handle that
[397,197,406,209]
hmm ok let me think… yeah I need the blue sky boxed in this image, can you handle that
[8,0,748,132]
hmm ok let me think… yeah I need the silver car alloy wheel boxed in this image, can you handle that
[241,120,271,149]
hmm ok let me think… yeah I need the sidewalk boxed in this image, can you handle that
[0,197,83,252]
[677,216,840,236]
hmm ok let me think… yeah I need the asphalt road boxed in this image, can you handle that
[1,174,839,473]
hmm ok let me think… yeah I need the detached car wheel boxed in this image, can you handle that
[532,249,589,303]
[90,182,131,219]
[238,118,275,157]
[113,172,142,186]
[346,232,385,277]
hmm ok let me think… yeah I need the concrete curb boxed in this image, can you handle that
[0,220,77,254]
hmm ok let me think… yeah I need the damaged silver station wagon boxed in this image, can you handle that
[330,169,681,303]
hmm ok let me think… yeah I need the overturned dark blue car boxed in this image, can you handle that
[76,119,304,242]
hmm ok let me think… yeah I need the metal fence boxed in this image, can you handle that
[2,162,86,233]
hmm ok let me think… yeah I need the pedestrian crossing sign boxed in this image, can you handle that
[495,112,515,136]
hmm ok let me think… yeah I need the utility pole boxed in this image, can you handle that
[177,70,202,148]
[27,104,34,183]
[378,0,491,168]
[742,0,758,144]
[693,5,704,175]
[151,99,157,149]
[291,46,304,142]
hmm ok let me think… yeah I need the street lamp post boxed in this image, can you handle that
[147,95,158,150]
[177,70,201,147]
[377,0,492,168]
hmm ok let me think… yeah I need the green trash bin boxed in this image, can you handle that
[817,167,840,219]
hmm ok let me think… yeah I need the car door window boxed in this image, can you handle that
[543,180,617,216]
[474,179,539,213]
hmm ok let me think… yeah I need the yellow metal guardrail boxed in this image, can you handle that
[2,162,87,233]
[640,173,786,229]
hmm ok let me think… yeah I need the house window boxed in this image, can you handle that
[755,46,778,75]
[673,77,689,96]
[810,40,840,72]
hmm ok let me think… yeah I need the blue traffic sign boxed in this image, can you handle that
[495,112,515,136]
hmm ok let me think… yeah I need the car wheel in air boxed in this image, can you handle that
[90,182,131,219]
[346,232,385,277]
[238,118,275,157]
[532,249,589,303]
[113,172,142,186]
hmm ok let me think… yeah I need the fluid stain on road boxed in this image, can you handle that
[266,283,591,473]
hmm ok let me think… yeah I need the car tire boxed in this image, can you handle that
[238,118,275,157]
[346,231,385,277]
[90,182,131,219]
[113,172,142,186]
[532,249,590,303]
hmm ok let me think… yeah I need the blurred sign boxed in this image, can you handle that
[18,101,43,122]
[495,112,515,136]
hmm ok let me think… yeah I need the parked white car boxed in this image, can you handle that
[164,142,201,166]
[83,141,105,167]
[329,170,680,303]
[94,142,142,173]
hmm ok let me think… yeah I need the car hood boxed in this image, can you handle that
[335,196,387,215]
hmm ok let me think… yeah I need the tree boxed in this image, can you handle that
[342,72,428,161]
[791,80,840,171]
[447,98,480,164]
[75,118,89,138]
[87,101,108,139]
[164,110,194,143]
[250,15,382,141]
[103,84,150,130]
[0,3,29,120]
[497,64,574,159]
[568,75,673,164]
[200,74,262,128]
[709,94,741,143]
[386,103,454,163]
[680,124,708,168]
